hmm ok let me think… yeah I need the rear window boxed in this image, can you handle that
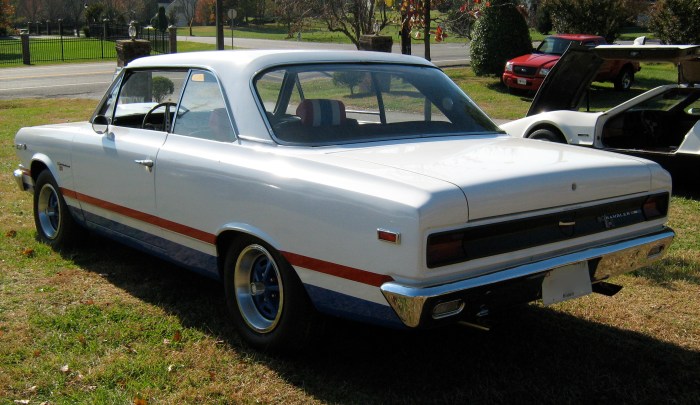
[253,63,499,146]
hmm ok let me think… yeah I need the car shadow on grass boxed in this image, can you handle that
[68,237,700,404]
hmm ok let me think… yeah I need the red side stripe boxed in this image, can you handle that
[61,188,392,287]
[61,188,216,244]
[283,251,394,287]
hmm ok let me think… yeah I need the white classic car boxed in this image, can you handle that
[13,50,675,351]
[501,44,700,174]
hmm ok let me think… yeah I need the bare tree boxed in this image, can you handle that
[317,0,391,49]
[175,0,199,35]
[15,0,43,22]
[272,0,314,38]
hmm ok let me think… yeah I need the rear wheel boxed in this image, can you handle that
[33,170,81,249]
[223,237,316,352]
[528,128,565,143]
[614,67,634,91]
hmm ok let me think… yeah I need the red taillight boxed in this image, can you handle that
[642,194,669,220]
[427,232,466,268]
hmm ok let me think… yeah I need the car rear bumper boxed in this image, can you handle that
[380,228,674,328]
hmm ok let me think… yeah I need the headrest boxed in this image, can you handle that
[296,99,347,127]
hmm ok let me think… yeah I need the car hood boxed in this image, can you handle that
[509,53,560,68]
[528,43,700,116]
[326,136,661,221]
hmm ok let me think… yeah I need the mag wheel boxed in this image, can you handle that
[33,170,80,249]
[224,238,317,352]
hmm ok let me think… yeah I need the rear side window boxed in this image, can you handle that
[172,70,235,142]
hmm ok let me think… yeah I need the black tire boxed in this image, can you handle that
[614,67,634,91]
[223,237,317,352]
[528,128,565,143]
[33,170,81,249]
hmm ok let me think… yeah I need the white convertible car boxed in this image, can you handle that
[13,50,674,351]
[501,44,700,173]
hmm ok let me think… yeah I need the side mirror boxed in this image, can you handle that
[92,115,109,134]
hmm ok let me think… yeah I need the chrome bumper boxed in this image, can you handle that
[13,167,33,192]
[381,229,675,328]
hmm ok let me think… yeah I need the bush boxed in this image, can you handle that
[470,0,532,76]
[543,0,646,42]
[152,76,175,102]
[648,0,700,44]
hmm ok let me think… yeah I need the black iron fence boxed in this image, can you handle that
[0,22,171,65]
[0,38,22,65]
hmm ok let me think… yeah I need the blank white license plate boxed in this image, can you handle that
[542,262,592,306]
[517,78,527,85]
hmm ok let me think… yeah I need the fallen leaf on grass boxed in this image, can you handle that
[134,396,148,405]
[21,248,34,258]
[173,330,182,342]
[82,299,94,305]
[32,350,41,358]
[5,230,17,238]
[77,334,86,346]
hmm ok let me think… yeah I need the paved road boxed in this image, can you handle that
[0,37,470,100]
[0,62,116,100]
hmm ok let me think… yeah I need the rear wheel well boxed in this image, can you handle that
[527,125,566,143]
[216,231,245,279]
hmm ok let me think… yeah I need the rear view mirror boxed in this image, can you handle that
[92,115,109,134]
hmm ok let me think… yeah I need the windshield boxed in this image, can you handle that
[536,37,576,56]
[253,63,500,146]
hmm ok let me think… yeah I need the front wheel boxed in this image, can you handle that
[223,238,317,352]
[33,170,81,249]
[614,67,634,91]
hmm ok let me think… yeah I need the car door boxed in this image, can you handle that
[153,69,237,275]
[71,69,187,242]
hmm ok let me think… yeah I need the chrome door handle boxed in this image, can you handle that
[134,159,154,172]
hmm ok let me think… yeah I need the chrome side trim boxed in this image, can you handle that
[381,229,675,328]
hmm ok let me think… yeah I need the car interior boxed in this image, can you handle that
[600,87,700,153]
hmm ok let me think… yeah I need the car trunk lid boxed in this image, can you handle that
[327,136,656,221]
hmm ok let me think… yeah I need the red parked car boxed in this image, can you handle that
[502,34,641,92]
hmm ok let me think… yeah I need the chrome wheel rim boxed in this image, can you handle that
[37,183,61,239]
[234,245,283,333]
[622,72,632,89]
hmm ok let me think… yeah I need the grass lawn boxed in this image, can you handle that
[0,61,698,403]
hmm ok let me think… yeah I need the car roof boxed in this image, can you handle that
[125,49,435,73]
[528,44,700,116]
[124,50,438,144]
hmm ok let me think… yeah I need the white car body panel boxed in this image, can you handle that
[13,50,675,330]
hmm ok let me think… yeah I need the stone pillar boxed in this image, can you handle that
[168,25,177,54]
[116,39,151,67]
[21,33,30,65]
[358,35,393,53]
